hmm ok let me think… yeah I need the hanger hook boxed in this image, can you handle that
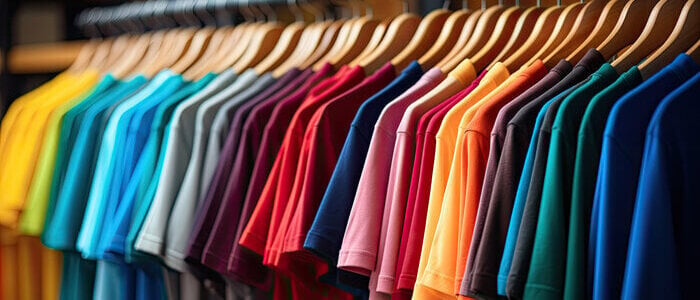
[194,0,218,26]
[258,0,277,22]
[443,0,451,10]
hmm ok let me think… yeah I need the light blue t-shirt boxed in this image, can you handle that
[101,73,218,259]
[77,70,182,259]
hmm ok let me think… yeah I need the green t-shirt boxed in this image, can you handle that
[566,66,642,299]
[524,63,619,300]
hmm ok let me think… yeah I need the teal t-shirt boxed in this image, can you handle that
[569,66,642,299]
[42,74,148,250]
[524,63,619,300]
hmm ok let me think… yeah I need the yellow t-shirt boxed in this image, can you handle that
[0,70,98,227]
[415,63,510,299]
[0,73,70,171]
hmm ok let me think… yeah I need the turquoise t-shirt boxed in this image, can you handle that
[42,74,148,250]
[77,70,182,259]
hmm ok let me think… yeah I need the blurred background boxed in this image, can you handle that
[0,0,461,115]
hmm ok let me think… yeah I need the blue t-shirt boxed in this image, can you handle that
[102,73,217,258]
[42,74,148,250]
[303,62,422,296]
[77,70,182,259]
[622,72,700,299]
[590,54,699,300]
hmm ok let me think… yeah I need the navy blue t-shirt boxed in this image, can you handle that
[622,72,700,299]
[590,54,699,300]
[303,61,423,293]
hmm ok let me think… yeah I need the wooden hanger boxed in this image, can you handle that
[112,32,155,78]
[440,5,506,73]
[639,0,700,79]
[542,0,606,68]
[301,19,343,69]
[273,21,323,76]
[566,0,625,65]
[418,9,471,69]
[470,6,522,71]
[254,22,306,74]
[183,26,233,79]
[357,13,421,73]
[596,0,655,61]
[214,23,253,73]
[611,0,685,73]
[233,23,285,73]
[489,6,543,70]
[86,38,113,72]
[101,34,134,72]
[313,18,357,70]
[143,27,197,76]
[67,40,99,74]
[436,9,483,69]
[523,2,585,67]
[326,15,380,69]
[351,20,390,66]
[130,30,166,76]
[502,5,562,71]
[170,26,215,74]
[687,38,700,64]
[391,9,451,71]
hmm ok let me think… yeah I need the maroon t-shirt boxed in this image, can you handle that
[186,68,306,267]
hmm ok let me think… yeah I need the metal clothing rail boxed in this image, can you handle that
[75,0,329,37]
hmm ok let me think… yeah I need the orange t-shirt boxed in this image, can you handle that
[417,64,510,298]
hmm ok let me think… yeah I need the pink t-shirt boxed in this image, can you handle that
[337,68,446,277]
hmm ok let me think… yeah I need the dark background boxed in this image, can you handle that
[0,0,453,116]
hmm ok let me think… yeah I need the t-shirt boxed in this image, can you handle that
[393,74,485,298]
[591,54,699,300]
[228,65,331,289]
[493,61,574,295]
[621,72,700,300]
[304,62,423,294]
[19,75,116,235]
[101,73,217,259]
[41,75,148,250]
[524,63,619,300]
[128,69,238,261]
[567,66,642,300]
[264,66,366,268]
[163,70,260,271]
[418,64,509,298]
[336,68,447,280]
[187,68,304,271]
[304,61,423,266]
[78,70,183,259]
[403,63,483,299]
[460,61,548,297]
[506,49,605,299]
[273,63,395,297]
[0,70,99,227]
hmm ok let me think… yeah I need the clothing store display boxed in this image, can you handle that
[2,1,699,299]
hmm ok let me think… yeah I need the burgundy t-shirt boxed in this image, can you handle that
[186,68,306,266]
[198,66,332,288]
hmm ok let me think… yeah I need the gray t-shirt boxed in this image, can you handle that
[134,69,238,257]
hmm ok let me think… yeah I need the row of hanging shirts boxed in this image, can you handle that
[0,0,698,299]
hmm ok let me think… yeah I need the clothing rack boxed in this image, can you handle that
[0,1,698,300]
